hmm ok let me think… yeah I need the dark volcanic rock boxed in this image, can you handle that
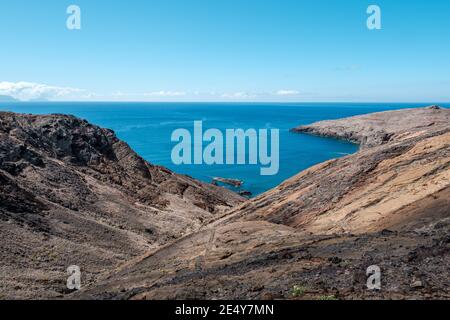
[0,112,243,299]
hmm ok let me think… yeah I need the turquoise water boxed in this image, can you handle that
[1,102,448,196]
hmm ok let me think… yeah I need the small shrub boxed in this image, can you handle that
[291,285,307,297]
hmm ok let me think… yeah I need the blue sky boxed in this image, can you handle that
[0,0,449,102]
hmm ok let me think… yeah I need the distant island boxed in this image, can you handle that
[0,96,49,103]
[0,95,19,102]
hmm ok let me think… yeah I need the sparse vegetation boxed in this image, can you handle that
[291,285,307,297]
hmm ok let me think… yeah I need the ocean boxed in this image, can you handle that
[1,102,448,196]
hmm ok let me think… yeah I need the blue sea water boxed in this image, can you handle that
[1,102,448,196]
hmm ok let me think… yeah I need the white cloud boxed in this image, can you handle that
[276,90,300,96]
[220,92,257,99]
[144,91,186,97]
[0,81,85,101]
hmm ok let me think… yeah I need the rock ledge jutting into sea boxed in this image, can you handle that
[292,105,449,148]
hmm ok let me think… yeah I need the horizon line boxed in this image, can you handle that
[2,100,449,104]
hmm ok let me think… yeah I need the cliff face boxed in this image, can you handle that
[77,106,449,300]
[225,106,450,235]
[0,112,243,299]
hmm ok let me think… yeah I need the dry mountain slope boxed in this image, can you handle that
[77,106,449,300]
[0,112,243,299]
[225,106,450,234]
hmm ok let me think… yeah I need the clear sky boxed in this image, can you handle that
[0,0,449,102]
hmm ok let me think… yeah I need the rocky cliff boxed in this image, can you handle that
[0,112,243,299]
[291,105,447,148]
[76,106,449,300]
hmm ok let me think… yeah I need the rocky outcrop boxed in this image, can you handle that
[291,105,449,148]
[0,112,243,299]
[77,106,449,300]
[225,108,450,234]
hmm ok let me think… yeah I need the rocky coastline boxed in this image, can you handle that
[0,106,449,300]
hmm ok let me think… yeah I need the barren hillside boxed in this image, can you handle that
[77,106,450,300]
[0,112,243,299]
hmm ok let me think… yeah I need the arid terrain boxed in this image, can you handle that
[0,112,243,299]
[1,106,449,300]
